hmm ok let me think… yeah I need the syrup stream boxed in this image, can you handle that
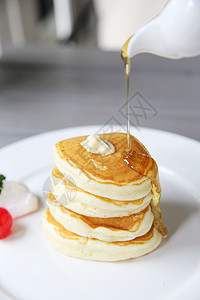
[121,37,167,238]
[121,36,132,150]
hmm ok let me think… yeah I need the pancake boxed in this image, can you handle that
[50,168,152,217]
[42,208,162,261]
[48,197,154,242]
[42,132,167,261]
[54,133,152,200]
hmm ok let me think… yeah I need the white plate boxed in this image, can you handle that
[0,126,200,300]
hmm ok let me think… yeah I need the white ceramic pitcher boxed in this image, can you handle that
[126,0,200,59]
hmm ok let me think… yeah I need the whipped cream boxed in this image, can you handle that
[0,181,39,219]
[80,135,115,156]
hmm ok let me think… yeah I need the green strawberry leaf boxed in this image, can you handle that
[0,174,6,194]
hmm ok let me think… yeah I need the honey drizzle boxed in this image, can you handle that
[121,37,167,238]
[123,150,167,238]
[121,36,132,150]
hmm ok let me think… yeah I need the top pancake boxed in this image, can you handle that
[54,132,150,185]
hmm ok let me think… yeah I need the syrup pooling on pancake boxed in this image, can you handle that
[54,133,150,184]
[54,133,153,201]
[123,150,168,238]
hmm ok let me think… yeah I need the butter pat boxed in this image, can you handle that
[81,135,115,156]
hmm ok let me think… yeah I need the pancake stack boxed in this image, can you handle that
[42,133,166,261]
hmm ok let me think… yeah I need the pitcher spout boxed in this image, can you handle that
[126,19,181,59]
[125,0,200,60]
